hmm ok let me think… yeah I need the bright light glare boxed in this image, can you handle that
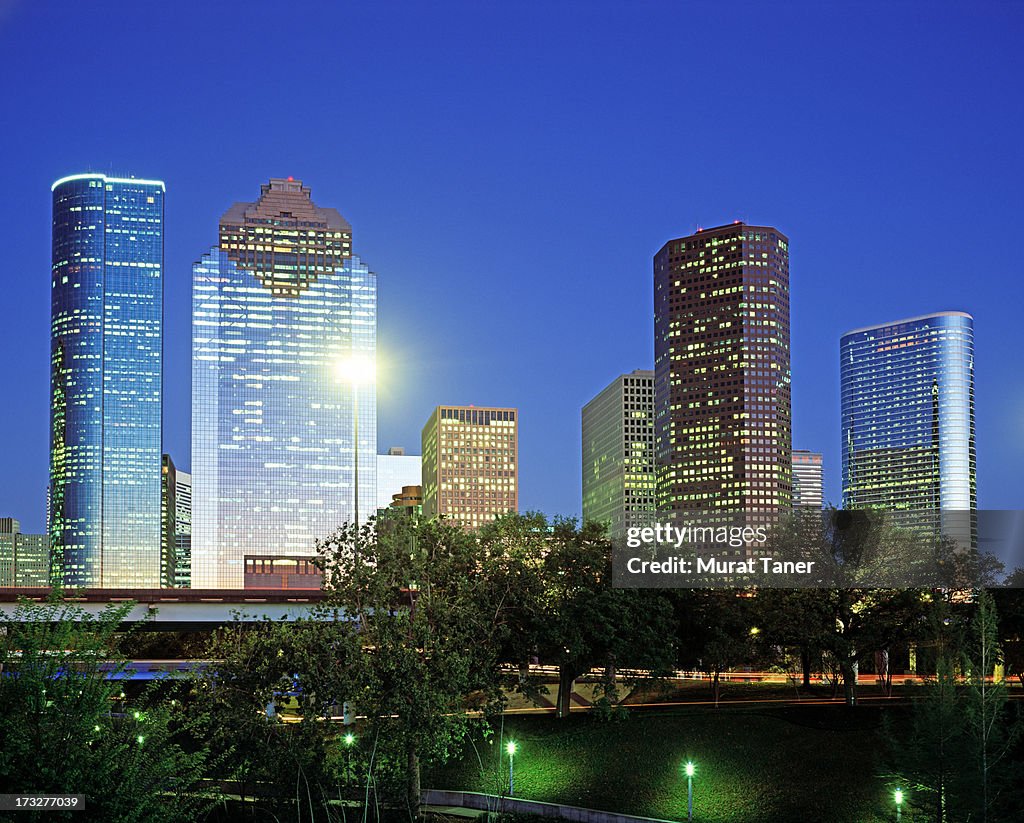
[506,741,517,756]
[895,789,903,805]
[334,354,376,385]
[685,761,695,777]
[344,733,356,746]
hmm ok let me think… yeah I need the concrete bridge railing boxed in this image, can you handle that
[421,789,677,823]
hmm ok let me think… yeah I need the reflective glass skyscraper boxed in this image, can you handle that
[192,178,376,589]
[841,312,975,516]
[49,174,165,588]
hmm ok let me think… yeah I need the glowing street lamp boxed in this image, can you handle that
[334,355,376,530]
[685,761,696,819]
[506,740,517,796]
[343,732,356,785]
[894,788,904,821]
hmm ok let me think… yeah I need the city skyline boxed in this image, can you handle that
[2,3,1022,533]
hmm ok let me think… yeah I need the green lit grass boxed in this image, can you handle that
[427,707,900,823]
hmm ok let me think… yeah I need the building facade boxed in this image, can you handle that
[841,312,975,517]
[192,178,376,589]
[243,556,322,590]
[390,485,423,512]
[174,469,192,588]
[376,447,422,512]
[582,370,656,541]
[791,450,824,509]
[49,174,165,588]
[654,223,792,513]
[161,455,177,587]
[0,518,49,587]
[421,406,517,529]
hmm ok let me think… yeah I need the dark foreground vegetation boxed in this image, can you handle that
[2,512,1024,821]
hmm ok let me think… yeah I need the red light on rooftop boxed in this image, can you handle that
[287,176,294,182]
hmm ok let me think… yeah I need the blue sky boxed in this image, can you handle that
[1,1,1022,533]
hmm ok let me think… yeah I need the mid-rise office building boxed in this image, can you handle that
[376,447,422,512]
[49,174,165,587]
[174,469,192,588]
[421,406,517,529]
[841,312,975,518]
[0,518,49,587]
[654,222,792,513]
[161,455,177,587]
[0,518,16,586]
[192,178,376,588]
[791,450,824,508]
[582,370,656,541]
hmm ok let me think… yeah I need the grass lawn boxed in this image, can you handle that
[426,706,906,823]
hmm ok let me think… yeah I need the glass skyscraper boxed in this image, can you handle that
[191,178,376,589]
[841,311,975,518]
[49,174,164,588]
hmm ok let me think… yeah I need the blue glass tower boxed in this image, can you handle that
[49,174,165,587]
[841,311,975,518]
[191,178,376,589]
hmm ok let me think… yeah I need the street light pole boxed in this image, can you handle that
[506,741,517,796]
[344,732,355,786]
[685,762,695,822]
[353,380,359,531]
[335,355,374,533]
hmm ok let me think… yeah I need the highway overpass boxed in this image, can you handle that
[0,588,333,630]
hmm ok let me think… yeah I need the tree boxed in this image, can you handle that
[763,509,936,705]
[524,517,674,719]
[992,568,1024,688]
[0,595,211,822]
[315,516,504,819]
[753,589,833,689]
[962,590,1024,822]
[886,593,1024,822]
[475,512,552,707]
[673,589,757,707]
[198,616,356,820]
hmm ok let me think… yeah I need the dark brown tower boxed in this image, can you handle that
[654,222,791,513]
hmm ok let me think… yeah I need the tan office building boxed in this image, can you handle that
[421,406,518,529]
